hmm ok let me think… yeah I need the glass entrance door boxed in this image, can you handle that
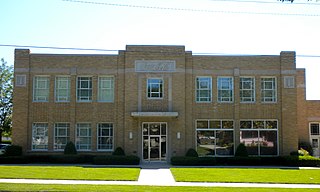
[142,123,167,161]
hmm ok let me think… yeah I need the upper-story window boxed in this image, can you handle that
[240,77,255,103]
[33,76,50,102]
[217,77,233,103]
[55,76,70,102]
[261,77,277,103]
[147,78,163,99]
[77,77,92,102]
[196,77,212,102]
[98,76,114,102]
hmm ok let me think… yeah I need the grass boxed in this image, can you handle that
[171,168,320,184]
[0,166,140,181]
[0,184,319,192]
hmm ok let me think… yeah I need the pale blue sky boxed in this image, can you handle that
[1,0,320,99]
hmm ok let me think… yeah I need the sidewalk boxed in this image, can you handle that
[0,163,320,189]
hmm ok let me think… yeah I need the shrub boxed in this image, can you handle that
[235,143,248,157]
[93,155,140,165]
[4,145,22,156]
[299,141,313,156]
[290,148,310,157]
[112,147,125,156]
[64,141,77,155]
[185,148,198,157]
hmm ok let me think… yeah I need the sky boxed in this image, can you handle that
[1,0,320,99]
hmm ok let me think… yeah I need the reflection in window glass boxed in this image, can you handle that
[216,131,234,155]
[240,120,278,156]
[197,131,215,156]
[197,120,209,129]
[196,120,234,156]
[240,130,259,155]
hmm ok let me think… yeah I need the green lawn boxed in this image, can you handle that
[0,166,140,181]
[0,184,319,192]
[171,168,320,184]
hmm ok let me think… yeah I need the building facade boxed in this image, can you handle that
[12,45,320,162]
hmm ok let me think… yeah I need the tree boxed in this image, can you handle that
[0,58,13,143]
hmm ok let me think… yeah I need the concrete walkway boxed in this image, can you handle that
[0,163,320,188]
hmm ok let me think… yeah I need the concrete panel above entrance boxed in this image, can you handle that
[131,112,178,117]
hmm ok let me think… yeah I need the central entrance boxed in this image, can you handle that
[142,122,167,161]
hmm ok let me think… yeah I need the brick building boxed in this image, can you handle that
[12,45,320,162]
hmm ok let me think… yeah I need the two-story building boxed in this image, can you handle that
[12,45,320,162]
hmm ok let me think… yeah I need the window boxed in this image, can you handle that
[77,77,92,102]
[240,77,255,102]
[310,123,320,135]
[97,123,113,151]
[218,77,233,102]
[196,77,212,102]
[54,123,70,150]
[196,120,234,156]
[76,123,91,150]
[32,123,48,150]
[55,76,70,102]
[284,76,295,88]
[15,75,26,87]
[98,76,114,102]
[240,120,278,156]
[147,78,163,98]
[261,77,277,102]
[33,76,49,102]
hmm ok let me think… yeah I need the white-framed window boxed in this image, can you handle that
[76,123,91,151]
[196,76,212,102]
[217,77,233,102]
[240,77,255,103]
[55,76,70,102]
[261,77,277,103]
[54,123,70,151]
[98,76,114,102]
[310,123,320,135]
[33,76,50,102]
[77,77,92,102]
[32,123,48,150]
[196,119,234,156]
[97,123,113,151]
[240,120,278,156]
[147,78,163,99]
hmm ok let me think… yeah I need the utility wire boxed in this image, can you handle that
[62,0,320,17]
[209,0,320,5]
[0,44,118,52]
[1,44,320,58]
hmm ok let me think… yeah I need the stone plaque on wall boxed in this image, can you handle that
[135,60,176,72]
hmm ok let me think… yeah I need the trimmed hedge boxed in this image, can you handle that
[0,155,95,164]
[4,145,22,156]
[171,156,216,166]
[171,156,319,167]
[93,155,140,165]
[0,156,28,164]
